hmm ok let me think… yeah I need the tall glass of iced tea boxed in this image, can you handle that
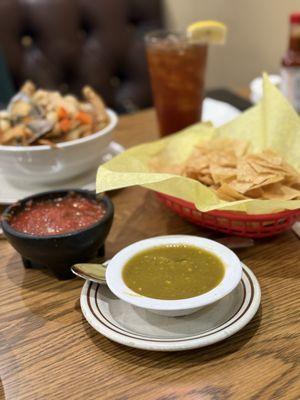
[145,30,207,136]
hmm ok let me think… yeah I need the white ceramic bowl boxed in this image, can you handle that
[0,109,118,185]
[106,235,243,317]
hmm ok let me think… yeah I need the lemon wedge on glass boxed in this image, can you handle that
[187,20,227,44]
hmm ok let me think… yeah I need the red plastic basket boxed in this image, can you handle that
[156,192,300,238]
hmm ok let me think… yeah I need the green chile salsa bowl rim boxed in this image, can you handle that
[106,235,242,312]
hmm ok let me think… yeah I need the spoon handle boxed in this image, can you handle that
[71,262,107,284]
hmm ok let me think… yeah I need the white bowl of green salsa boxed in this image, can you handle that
[106,235,242,317]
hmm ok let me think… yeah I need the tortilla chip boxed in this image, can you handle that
[217,183,248,201]
[262,184,300,200]
[198,175,214,186]
[210,165,236,184]
[230,174,285,194]
[256,149,283,165]
[244,187,264,198]
[237,159,258,183]
[150,136,300,202]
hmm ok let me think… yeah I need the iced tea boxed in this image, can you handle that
[146,31,207,136]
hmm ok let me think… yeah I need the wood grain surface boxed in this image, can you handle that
[1,109,300,400]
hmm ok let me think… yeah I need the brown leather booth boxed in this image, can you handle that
[0,0,163,112]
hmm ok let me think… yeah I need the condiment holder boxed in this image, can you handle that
[1,189,114,279]
[73,235,242,317]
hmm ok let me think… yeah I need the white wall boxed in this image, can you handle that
[164,0,300,88]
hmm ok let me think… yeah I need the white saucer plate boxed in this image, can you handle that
[80,263,261,351]
[0,141,124,204]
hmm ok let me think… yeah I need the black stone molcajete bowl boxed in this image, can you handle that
[1,189,114,280]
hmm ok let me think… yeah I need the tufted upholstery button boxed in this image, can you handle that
[0,0,163,112]
[20,35,33,47]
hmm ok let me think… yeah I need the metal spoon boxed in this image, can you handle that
[71,237,254,284]
[71,261,108,284]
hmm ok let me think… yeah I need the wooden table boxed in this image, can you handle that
[1,109,300,400]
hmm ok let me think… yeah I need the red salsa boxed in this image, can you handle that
[10,194,106,236]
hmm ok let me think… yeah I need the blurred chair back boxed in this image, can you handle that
[0,0,163,112]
